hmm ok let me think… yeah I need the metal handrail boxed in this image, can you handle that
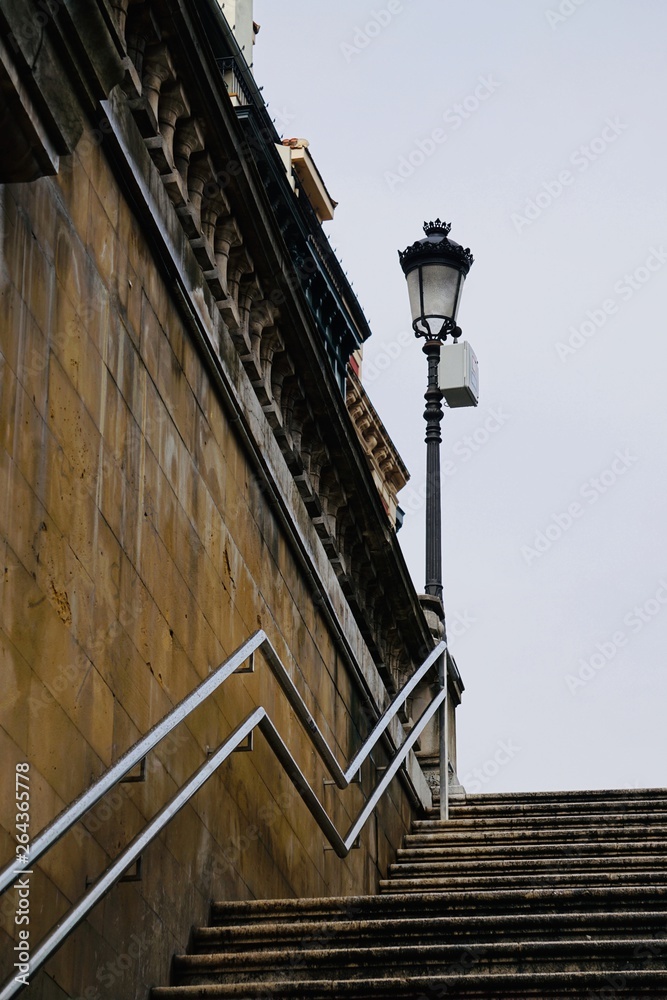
[262,636,445,788]
[0,631,445,998]
[0,687,445,999]
[0,631,444,894]
[0,631,267,896]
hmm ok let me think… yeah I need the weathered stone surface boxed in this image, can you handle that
[151,788,667,998]
[0,2,446,996]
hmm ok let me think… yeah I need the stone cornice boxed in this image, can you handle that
[346,368,409,528]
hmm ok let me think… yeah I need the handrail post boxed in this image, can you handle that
[439,651,448,822]
[416,595,451,818]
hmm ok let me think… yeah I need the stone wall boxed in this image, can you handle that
[0,0,436,996]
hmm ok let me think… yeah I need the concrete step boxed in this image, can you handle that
[380,870,667,893]
[402,823,667,847]
[387,854,667,878]
[409,812,667,832]
[190,909,667,952]
[440,788,667,808]
[438,797,667,826]
[441,787,667,808]
[396,839,667,861]
[209,886,667,926]
[149,969,667,998]
[170,937,667,985]
[149,790,667,997]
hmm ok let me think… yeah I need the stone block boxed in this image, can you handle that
[0,352,18,464]
[124,262,142,337]
[138,292,161,390]
[0,280,26,378]
[47,353,101,483]
[23,235,54,343]
[26,692,103,807]
[11,396,46,499]
[43,920,115,1000]
[86,186,118,284]
[55,153,91,249]
[16,310,51,419]
[157,332,197,456]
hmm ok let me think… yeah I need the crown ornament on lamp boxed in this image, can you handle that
[424,219,451,235]
[398,219,474,341]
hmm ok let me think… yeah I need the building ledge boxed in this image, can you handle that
[282,138,337,223]
[347,367,409,529]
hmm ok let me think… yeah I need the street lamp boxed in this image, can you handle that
[398,219,474,605]
[399,218,475,823]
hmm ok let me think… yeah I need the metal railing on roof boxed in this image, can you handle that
[217,56,253,107]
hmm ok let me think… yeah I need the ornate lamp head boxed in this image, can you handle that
[398,219,474,341]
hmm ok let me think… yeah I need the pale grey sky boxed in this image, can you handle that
[253,0,667,793]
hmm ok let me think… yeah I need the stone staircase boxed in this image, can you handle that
[151,788,667,998]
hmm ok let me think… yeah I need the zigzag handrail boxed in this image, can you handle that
[0,687,446,999]
[0,630,265,898]
[0,631,446,999]
[0,630,444,896]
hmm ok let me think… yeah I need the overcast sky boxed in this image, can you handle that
[251,0,667,795]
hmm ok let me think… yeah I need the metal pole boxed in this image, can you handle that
[423,339,444,600]
[421,337,449,819]
[440,652,449,821]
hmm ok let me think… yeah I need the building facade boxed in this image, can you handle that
[0,1,461,995]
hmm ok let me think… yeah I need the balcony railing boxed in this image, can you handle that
[217,56,253,107]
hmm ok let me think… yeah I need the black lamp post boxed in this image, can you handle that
[398,219,474,608]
